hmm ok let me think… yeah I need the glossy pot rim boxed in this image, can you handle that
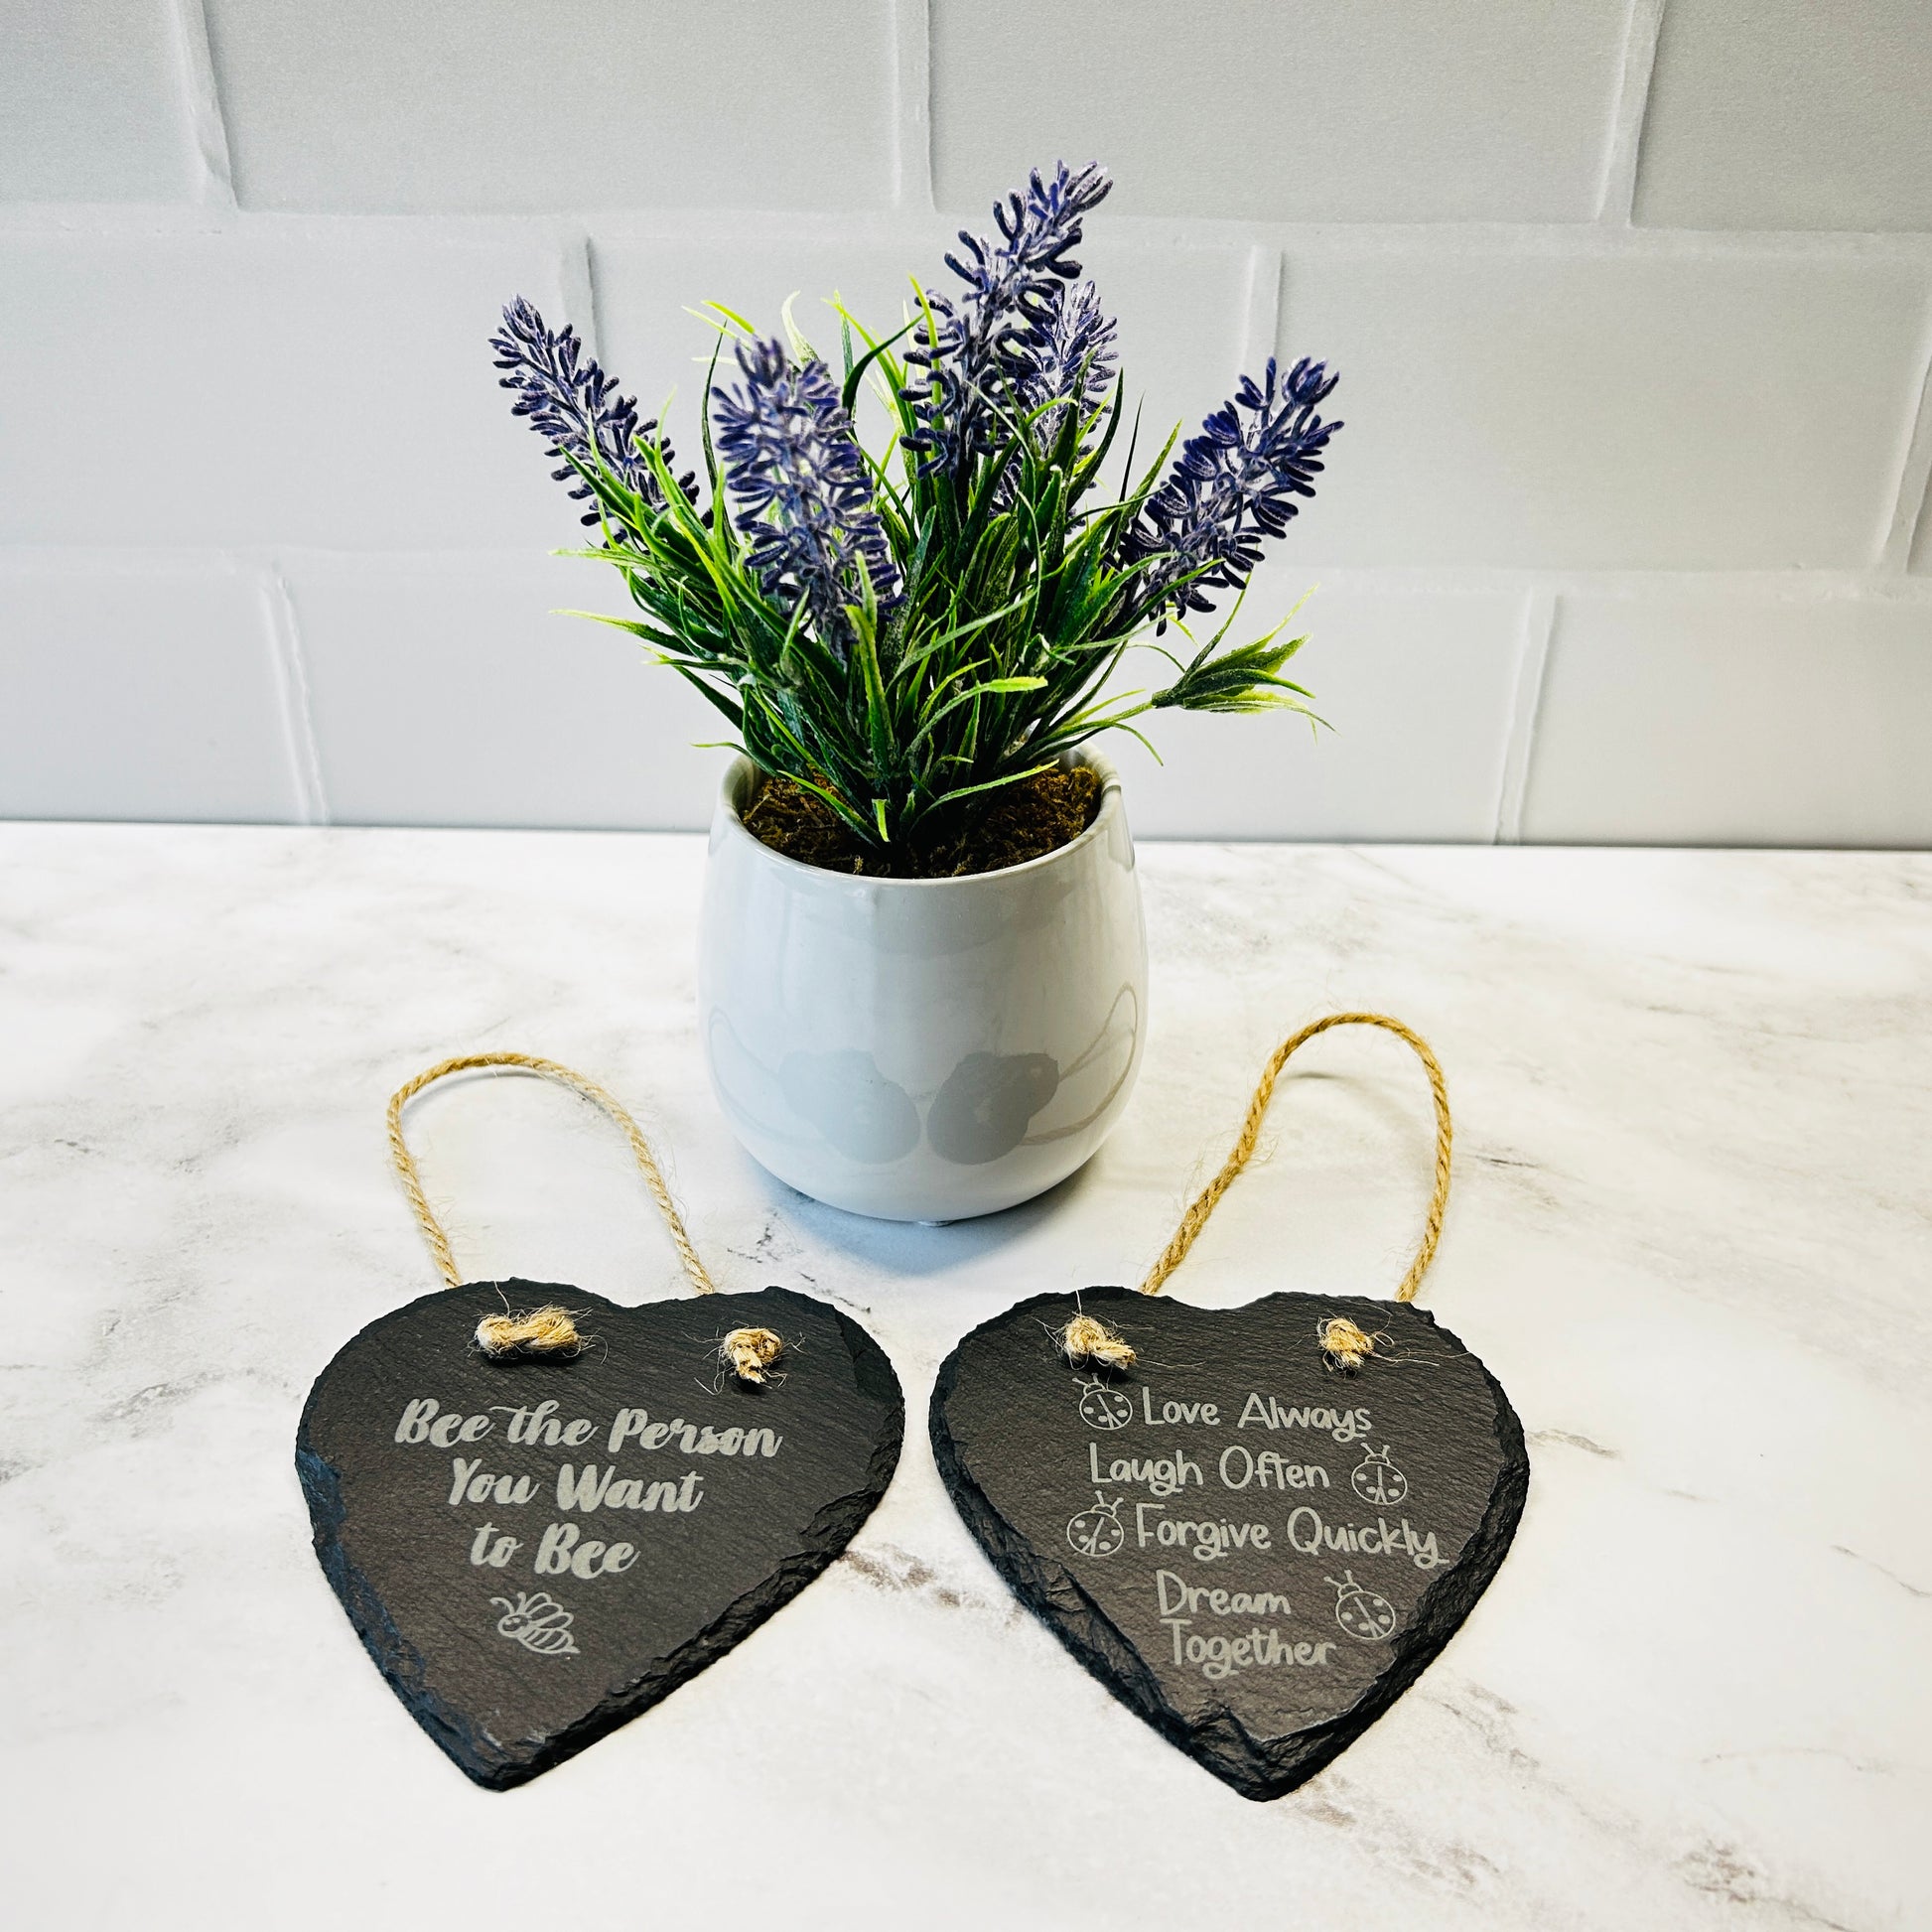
[714,750,1126,893]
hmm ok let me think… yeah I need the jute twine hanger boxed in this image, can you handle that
[386,1051,785,1383]
[1059,1013,1453,1375]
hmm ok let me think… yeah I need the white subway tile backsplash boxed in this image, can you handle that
[285,552,728,829]
[930,0,1628,224]
[1,3,1930,850]
[1522,592,1932,847]
[592,232,1249,468]
[203,0,895,213]
[1636,0,1932,233]
[0,0,197,203]
[1116,571,1524,843]
[0,563,299,821]
[1275,247,1929,569]
[0,233,571,549]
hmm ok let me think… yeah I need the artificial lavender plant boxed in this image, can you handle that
[488,161,1343,863]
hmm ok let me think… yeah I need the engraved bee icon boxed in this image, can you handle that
[1350,1445,1408,1506]
[1076,1377,1133,1430]
[1327,1571,1398,1643]
[491,1590,580,1656]
[1066,1491,1127,1558]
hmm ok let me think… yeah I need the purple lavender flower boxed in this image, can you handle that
[1129,357,1342,626]
[712,336,899,643]
[1017,279,1119,458]
[902,161,1113,477]
[489,297,689,530]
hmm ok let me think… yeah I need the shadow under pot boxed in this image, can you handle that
[699,753,1148,1222]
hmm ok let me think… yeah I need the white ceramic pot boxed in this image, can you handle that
[699,753,1147,1221]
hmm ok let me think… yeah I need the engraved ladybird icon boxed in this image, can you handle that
[1066,1491,1126,1558]
[1076,1377,1134,1431]
[1350,1445,1408,1506]
[1327,1571,1398,1642]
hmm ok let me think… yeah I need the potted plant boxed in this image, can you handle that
[490,161,1342,1221]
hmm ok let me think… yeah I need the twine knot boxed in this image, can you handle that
[475,1306,585,1359]
[1059,1312,1138,1372]
[721,1326,785,1384]
[1318,1315,1380,1372]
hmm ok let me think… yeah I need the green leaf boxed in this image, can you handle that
[1151,630,1324,718]
[915,761,1059,827]
[839,317,916,417]
[694,299,759,338]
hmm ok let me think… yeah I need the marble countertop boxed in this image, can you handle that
[2,823,1927,1932]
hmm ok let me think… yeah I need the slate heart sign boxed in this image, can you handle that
[300,1277,902,1788]
[931,1285,1526,1799]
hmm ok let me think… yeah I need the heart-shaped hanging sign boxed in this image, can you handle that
[303,1052,905,1788]
[301,1276,902,1789]
[931,1284,1524,1799]
[929,1013,1528,1800]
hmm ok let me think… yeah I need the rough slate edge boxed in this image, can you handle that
[928,1284,1531,1803]
[296,1279,905,1792]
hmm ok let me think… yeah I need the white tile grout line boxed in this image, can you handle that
[261,563,330,825]
[891,0,934,215]
[1239,244,1285,388]
[1493,587,1557,844]
[1594,0,1668,226]
[1877,321,1932,573]
[4,202,1932,267]
[166,0,236,211]
[562,229,600,358]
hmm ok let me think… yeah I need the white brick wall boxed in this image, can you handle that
[930,0,1633,224]
[3,0,1930,847]
[0,560,302,821]
[201,0,897,213]
[1274,244,1929,569]
[284,552,723,828]
[1636,0,1932,232]
[0,0,200,203]
[1525,588,1932,845]
[0,231,575,547]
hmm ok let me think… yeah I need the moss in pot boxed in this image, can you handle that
[490,161,1344,1219]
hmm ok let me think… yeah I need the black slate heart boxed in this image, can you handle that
[930,1286,1526,1800]
[299,1280,902,1789]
